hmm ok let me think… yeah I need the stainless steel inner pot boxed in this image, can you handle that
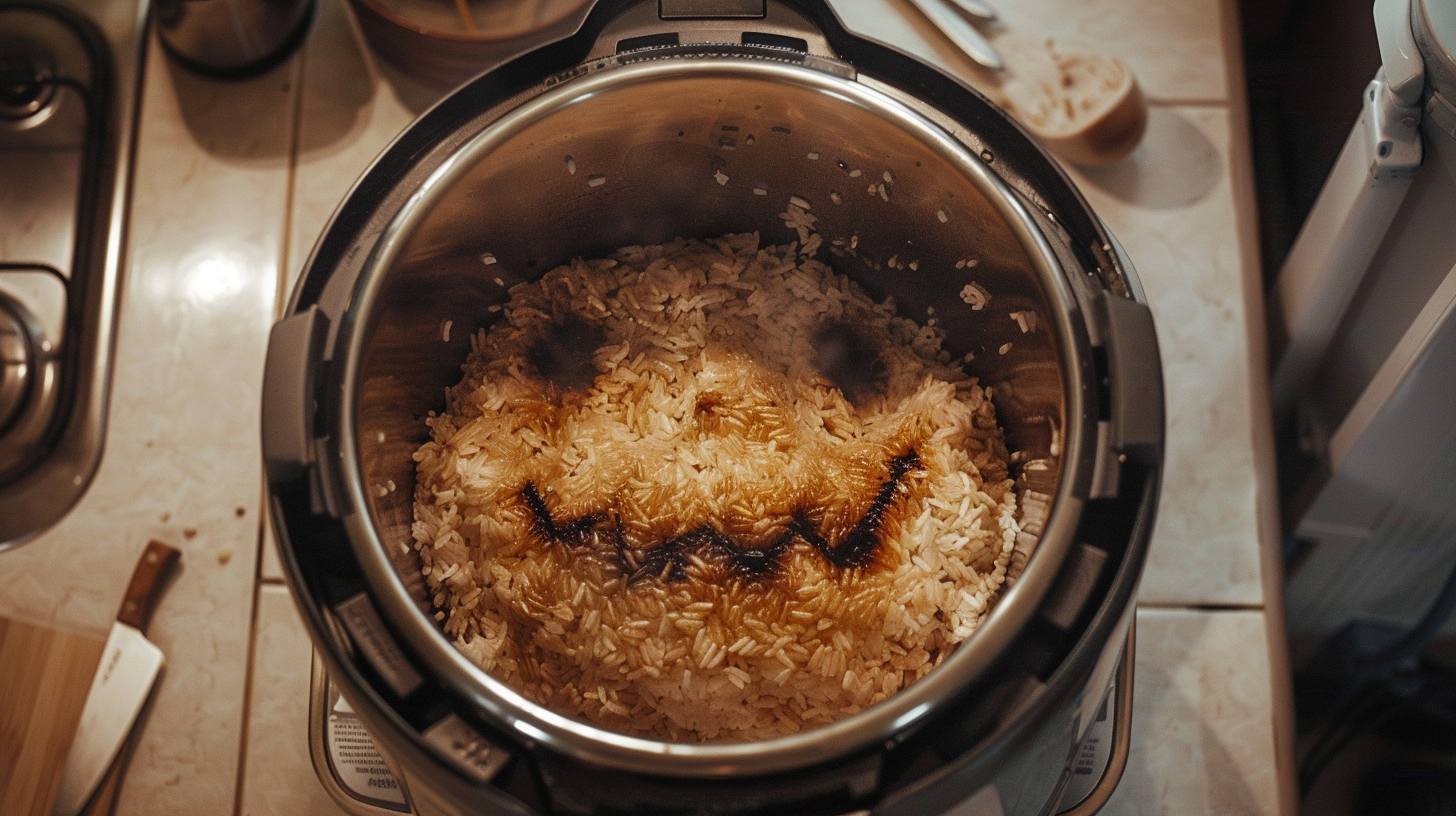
[263,4,1163,811]
[343,57,1083,774]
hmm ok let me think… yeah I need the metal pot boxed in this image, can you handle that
[154,0,313,78]
[262,1,1163,813]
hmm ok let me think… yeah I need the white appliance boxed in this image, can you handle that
[1271,0,1456,663]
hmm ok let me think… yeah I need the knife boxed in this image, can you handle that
[51,540,180,816]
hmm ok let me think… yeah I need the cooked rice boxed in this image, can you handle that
[411,233,1018,742]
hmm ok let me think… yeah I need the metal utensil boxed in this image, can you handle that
[942,0,997,20]
[154,0,313,78]
[903,0,1003,70]
[51,541,180,816]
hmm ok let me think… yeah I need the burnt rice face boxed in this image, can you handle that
[411,233,1019,741]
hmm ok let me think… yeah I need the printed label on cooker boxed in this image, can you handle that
[327,694,411,810]
[1057,682,1116,812]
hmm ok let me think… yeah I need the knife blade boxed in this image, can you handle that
[51,541,180,816]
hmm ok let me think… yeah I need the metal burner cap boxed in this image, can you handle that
[0,299,33,435]
[0,41,58,123]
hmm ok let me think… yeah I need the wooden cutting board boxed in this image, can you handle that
[0,615,107,816]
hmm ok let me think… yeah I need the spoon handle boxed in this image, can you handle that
[943,0,997,21]
[905,0,1004,70]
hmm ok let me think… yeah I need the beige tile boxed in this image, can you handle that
[1067,106,1265,608]
[282,0,449,307]
[0,32,299,815]
[827,0,1229,104]
[1102,608,1284,816]
[241,584,353,816]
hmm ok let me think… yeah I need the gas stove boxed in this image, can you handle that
[0,0,145,548]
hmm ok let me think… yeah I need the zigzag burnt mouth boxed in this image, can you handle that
[519,449,923,584]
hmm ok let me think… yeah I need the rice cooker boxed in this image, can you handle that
[261,0,1164,813]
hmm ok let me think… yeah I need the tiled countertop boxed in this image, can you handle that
[0,0,1296,813]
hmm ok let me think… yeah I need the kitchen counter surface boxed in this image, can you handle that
[0,0,1296,813]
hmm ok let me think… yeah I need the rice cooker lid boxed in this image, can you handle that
[262,0,1163,806]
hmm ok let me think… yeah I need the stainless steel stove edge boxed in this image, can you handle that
[0,0,147,550]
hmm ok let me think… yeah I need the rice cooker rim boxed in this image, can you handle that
[331,55,1097,778]
[265,0,1160,796]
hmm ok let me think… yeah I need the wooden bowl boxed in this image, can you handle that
[1000,45,1148,167]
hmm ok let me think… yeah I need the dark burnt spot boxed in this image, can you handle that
[518,449,922,586]
[521,482,602,548]
[793,449,921,568]
[633,525,794,584]
[692,393,726,435]
[527,317,604,392]
[725,536,792,580]
[812,322,887,405]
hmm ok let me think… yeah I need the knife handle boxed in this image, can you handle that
[116,540,181,631]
